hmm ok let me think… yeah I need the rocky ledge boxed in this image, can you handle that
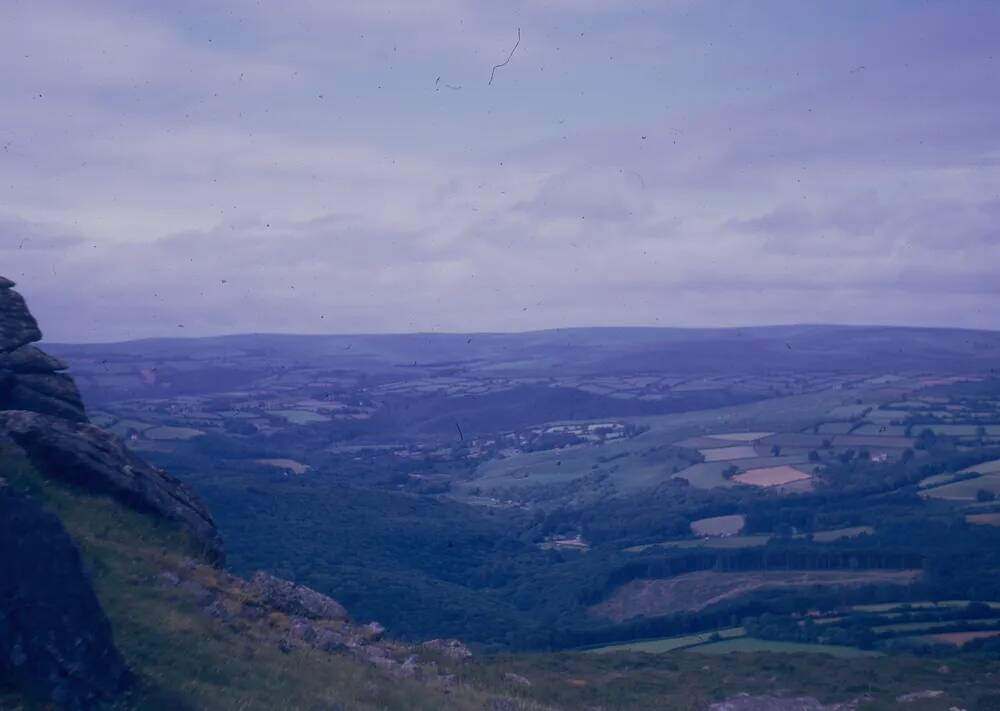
[0,274,230,708]
[248,571,349,620]
[156,563,473,685]
[0,278,86,421]
[0,409,224,565]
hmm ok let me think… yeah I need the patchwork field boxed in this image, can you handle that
[670,461,739,489]
[674,455,812,490]
[590,569,922,622]
[45,328,1000,670]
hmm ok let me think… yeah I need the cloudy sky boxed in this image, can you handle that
[2,0,998,342]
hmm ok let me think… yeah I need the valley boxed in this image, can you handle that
[45,326,1000,662]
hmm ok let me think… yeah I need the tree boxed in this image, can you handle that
[916,428,938,450]
[976,489,996,503]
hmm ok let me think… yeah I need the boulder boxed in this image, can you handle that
[0,345,69,372]
[0,284,41,352]
[1,381,87,422]
[503,672,532,687]
[421,638,473,659]
[289,618,352,652]
[0,482,130,707]
[709,695,859,711]
[0,277,86,421]
[248,572,348,620]
[0,410,224,565]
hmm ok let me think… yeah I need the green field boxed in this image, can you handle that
[465,434,693,498]
[929,424,1000,437]
[852,424,907,436]
[626,526,873,553]
[961,458,1000,474]
[626,534,771,552]
[671,461,739,488]
[810,525,874,542]
[711,432,774,442]
[920,473,1000,501]
[827,404,874,418]
[852,601,1000,614]
[919,472,960,488]
[144,425,205,441]
[586,627,746,654]
[816,422,854,434]
[873,619,1000,634]
[271,409,332,424]
[687,638,880,657]
[108,418,154,436]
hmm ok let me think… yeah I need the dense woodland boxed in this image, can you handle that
[148,417,1000,651]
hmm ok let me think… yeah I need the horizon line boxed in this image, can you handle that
[45,321,1000,347]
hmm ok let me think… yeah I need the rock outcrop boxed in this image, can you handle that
[248,571,349,620]
[0,279,87,421]
[0,410,224,565]
[709,695,860,711]
[0,273,230,706]
[0,480,129,708]
[422,638,473,659]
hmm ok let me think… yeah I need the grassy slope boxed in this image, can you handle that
[8,444,1000,710]
[459,651,1000,710]
[0,448,504,711]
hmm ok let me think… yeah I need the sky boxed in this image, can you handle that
[1,0,999,342]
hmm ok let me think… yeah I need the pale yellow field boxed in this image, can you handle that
[734,465,811,488]
[255,458,310,474]
[690,514,745,537]
[930,630,1000,646]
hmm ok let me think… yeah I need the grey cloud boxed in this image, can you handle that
[2,1,999,340]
